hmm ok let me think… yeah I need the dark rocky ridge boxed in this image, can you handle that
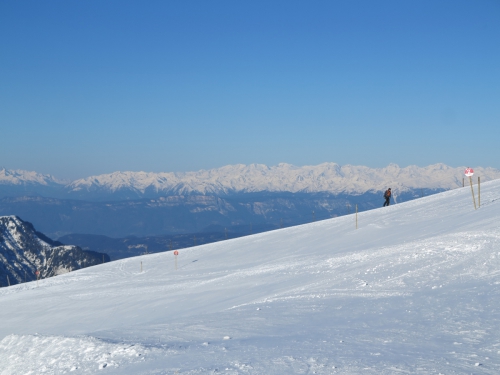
[0,216,109,287]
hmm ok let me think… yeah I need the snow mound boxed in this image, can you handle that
[0,334,162,374]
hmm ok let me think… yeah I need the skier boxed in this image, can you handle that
[383,188,391,207]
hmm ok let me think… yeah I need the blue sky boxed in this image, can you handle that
[1,0,499,179]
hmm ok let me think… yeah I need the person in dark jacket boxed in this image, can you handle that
[383,188,391,207]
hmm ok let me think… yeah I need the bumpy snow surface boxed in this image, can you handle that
[1,180,499,374]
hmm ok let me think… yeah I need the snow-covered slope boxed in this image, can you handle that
[0,180,500,374]
[0,216,108,285]
[67,163,500,197]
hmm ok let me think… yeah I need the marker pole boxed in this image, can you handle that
[478,176,480,208]
[469,176,477,210]
[174,250,179,270]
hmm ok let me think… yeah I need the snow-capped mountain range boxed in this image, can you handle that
[65,163,500,195]
[1,163,499,200]
[0,216,108,286]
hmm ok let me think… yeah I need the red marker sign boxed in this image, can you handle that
[173,251,179,256]
[464,168,474,177]
[35,270,40,276]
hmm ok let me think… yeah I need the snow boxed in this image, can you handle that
[0,335,157,374]
[1,180,500,374]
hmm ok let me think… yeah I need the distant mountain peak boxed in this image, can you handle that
[0,168,63,186]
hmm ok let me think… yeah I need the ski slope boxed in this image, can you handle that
[1,180,499,374]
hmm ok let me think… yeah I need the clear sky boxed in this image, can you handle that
[1,0,499,180]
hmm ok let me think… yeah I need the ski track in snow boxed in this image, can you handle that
[1,181,500,374]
